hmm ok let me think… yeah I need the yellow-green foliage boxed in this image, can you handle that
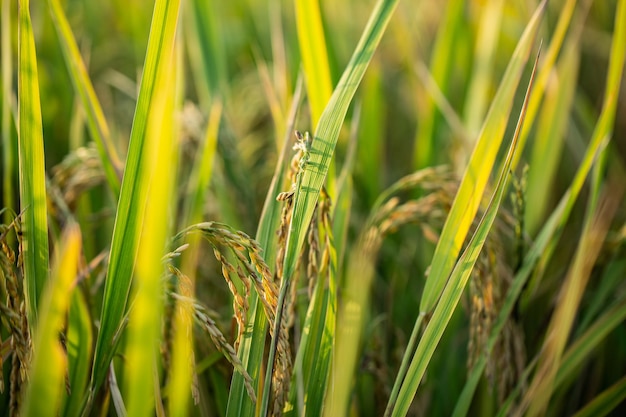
[1,0,625,416]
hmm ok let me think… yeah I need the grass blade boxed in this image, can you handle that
[62,291,94,417]
[356,66,384,206]
[451,200,568,417]
[454,9,626,406]
[295,0,336,199]
[17,0,50,325]
[523,176,624,417]
[575,258,626,337]
[388,10,545,406]
[285,202,337,417]
[462,0,505,138]
[170,10,226,410]
[295,0,332,126]
[21,223,81,417]
[2,0,16,224]
[510,0,588,173]
[454,6,626,403]
[89,0,181,396]
[168,100,222,416]
[419,0,545,315]
[523,0,626,302]
[555,301,626,391]
[225,76,305,417]
[413,0,464,169]
[186,0,226,101]
[261,0,400,414]
[525,42,579,233]
[305,254,337,417]
[125,39,179,417]
[47,0,123,195]
[282,0,399,314]
[390,41,539,416]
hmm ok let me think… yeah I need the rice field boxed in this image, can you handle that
[1,0,626,416]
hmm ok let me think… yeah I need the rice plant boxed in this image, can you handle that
[1,0,625,416]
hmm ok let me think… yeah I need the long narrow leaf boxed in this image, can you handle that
[451,195,573,417]
[21,223,81,417]
[282,0,399,313]
[261,0,400,414]
[462,0,505,137]
[390,5,545,407]
[454,0,626,406]
[525,42,579,233]
[2,0,16,223]
[419,0,545,315]
[523,168,624,417]
[510,0,587,172]
[357,66,384,205]
[47,0,123,195]
[125,39,179,417]
[170,11,226,411]
[62,291,94,417]
[295,0,332,126]
[186,0,225,101]
[523,0,626,302]
[295,0,336,199]
[390,42,539,417]
[555,301,626,391]
[285,216,337,417]
[17,0,50,326]
[168,100,222,416]
[413,0,464,169]
[89,0,181,396]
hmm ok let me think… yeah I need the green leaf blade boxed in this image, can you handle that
[125,42,179,417]
[17,0,50,326]
[47,0,123,196]
[419,0,546,314]
[22,224,81,417]
[90,0,181,396]
[390,31,542,417]
[283,0,400,286]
